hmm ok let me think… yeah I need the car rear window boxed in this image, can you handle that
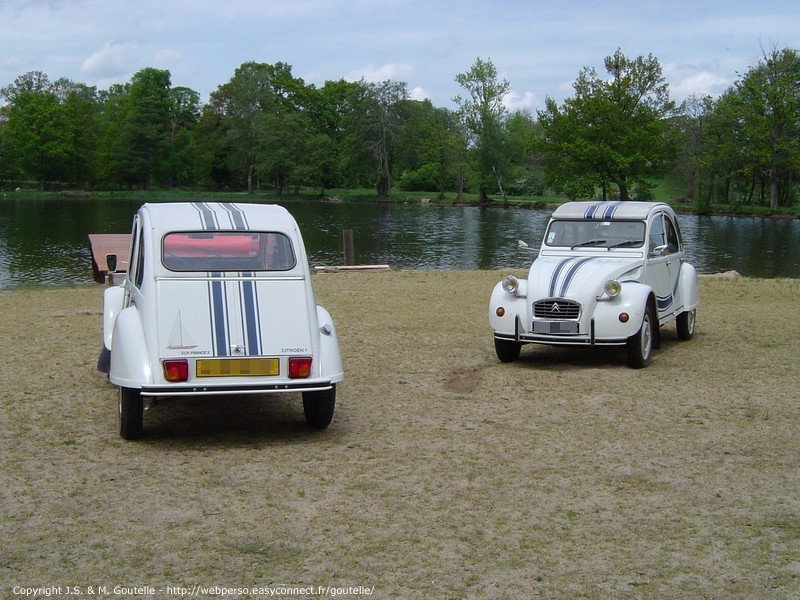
[162,231,296,271]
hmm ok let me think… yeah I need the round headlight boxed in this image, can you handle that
[604,279,622,298]
[501,275,519,294]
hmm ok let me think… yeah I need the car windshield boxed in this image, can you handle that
[162,231,296,271]
[544,220,645,249]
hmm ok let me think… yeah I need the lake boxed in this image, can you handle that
[1,196,799,290]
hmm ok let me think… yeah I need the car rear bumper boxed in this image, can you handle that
[139,379,334,397]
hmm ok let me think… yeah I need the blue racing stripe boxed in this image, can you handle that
[548,258,573,297]
[603,201,623,219]
[241,278,261,355]
[221,202,250,230]
[210,277,228,356]
[558,257,594,296]
[192,202,219,230]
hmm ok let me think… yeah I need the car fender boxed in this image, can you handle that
[592,282,653,339]
[315,305,344,383]
[102,285,125,351]
[488,281,529,335]
[680,262,700,310]
[109,306,152,389]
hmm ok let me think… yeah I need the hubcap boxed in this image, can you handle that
[642,317,652,358]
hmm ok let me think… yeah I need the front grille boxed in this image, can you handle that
[533,299,581,320]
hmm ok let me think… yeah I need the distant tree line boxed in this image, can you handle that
[1,47,798,211]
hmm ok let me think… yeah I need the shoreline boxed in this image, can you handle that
[3,188,798,219]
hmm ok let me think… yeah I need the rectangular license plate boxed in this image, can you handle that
[533,321,579,334]
[196,358,279,377]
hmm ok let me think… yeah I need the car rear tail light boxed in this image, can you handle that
[163,359,189,382]
[288,356,312,379]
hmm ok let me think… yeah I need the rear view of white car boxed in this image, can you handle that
[99,202,343,439]
[489,201,699,368]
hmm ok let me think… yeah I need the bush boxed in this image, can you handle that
[398,164,440,192]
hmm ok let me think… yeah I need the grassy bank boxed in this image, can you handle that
[1,272,799,598]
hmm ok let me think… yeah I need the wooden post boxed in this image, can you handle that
[343,229,355,266]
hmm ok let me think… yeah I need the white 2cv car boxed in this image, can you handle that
[489,201,699,368]
[99,202,343,439]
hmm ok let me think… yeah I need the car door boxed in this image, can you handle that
[645,211,682,320]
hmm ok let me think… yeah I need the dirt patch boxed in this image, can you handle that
[1,273,800,598]
[443,363,486,394]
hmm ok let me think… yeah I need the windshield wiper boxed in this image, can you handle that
[607,240,642,250]
[571,239,606,249]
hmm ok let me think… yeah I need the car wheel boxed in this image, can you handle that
[302,386,336,429]
[494,338,521,363]
[119,387,143,440]
[627,304,654,369]
[676,308,696,340]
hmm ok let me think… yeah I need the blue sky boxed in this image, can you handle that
[2,0,798,110]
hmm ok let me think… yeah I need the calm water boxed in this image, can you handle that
[1,197,799,289]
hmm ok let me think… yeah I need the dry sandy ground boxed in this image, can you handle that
[1,271,799,599]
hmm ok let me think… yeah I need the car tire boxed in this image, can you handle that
[627,304,654,368]
[676,308,696,341]
[97,347,111,374]
[494,338,521,363]
[302,386,336,429]
[119,387,143,440]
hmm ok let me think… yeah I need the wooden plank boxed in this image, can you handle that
[314,265,391,274]
[88,233,130,283]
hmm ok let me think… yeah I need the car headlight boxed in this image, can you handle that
[603,279,622,299]
[501,275,519,295]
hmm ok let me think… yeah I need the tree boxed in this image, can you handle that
[538,49,678,200]
[5,91,69,189]
[453,57,511,203]
[0,71,51,103]
[394,100,461,198]
[116,68,172,189]
[219,62,275,192]
[363,80,407,197]
[60,83,99,187]
[167,86,201,187]
[734,47,800,210]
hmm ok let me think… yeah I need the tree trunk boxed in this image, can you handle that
[618,180,629,201]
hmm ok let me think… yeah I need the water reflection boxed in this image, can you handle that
[0,197,798,289]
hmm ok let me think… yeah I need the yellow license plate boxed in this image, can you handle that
[196,358,279,377]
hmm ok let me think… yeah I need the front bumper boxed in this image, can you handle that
[494,315,627,347]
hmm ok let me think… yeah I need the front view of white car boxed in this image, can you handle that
[489,201,699,368]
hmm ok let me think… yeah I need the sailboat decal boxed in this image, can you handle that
[166,311,198,349]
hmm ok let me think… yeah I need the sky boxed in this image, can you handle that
[1,0,799,111]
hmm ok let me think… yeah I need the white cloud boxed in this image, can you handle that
[347,62,414,83]
[81,40,138,79]
[670,72,732,101]
[503,90,539,112]
[408,86,428,101]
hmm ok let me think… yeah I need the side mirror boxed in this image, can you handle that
[105,253,118,273]
[517,240,535,252]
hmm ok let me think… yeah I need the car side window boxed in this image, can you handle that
[665,217,680,254]
[126,219,140,285]
[134,230,145,288]
[648,215,666,256]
